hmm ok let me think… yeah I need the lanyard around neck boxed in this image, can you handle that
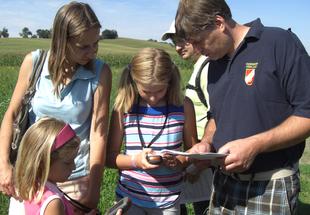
[136,97,169,149]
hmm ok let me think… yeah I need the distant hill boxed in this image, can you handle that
[100,38,175,55]
[0,37,192,69]
[0,37,176,56]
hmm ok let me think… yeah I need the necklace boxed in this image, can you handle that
[136,96,169,149]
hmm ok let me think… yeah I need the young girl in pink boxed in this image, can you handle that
[14,117,80,215]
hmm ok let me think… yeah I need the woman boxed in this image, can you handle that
[0,2,111,214]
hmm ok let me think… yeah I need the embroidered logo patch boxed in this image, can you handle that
[245,62,258,86]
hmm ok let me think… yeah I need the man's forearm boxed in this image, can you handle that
[251,115,310,154]
[200,118,216,147]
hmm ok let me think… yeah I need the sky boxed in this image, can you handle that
[0,0,309,52]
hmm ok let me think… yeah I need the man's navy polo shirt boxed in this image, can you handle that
[210,19,310,173]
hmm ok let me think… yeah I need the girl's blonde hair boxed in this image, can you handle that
[48,1,101,96]
[114,48,182,112]
[14,117,79,202]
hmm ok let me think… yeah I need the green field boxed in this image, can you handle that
[0,38,309,214]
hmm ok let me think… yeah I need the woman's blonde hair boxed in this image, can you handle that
[114,48,182,112]
[48,1,101,96]
[14,117,79,202]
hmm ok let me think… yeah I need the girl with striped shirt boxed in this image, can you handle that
[106,48,197,214]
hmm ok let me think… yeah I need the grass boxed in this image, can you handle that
[299,163,310,213]
[0,38,309,214]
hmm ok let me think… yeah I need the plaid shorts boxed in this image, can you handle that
[207,170,300,215]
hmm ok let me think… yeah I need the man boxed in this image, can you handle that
[175,0,310,214]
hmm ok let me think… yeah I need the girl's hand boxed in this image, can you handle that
[0,161,16,198]
[135,148,160,170]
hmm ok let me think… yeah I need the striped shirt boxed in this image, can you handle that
[116,104,184,208]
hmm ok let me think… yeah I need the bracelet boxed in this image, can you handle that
[131,154,137,169]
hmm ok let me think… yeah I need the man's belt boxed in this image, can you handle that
[221,162,298,181]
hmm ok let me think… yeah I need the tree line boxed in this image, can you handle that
[0,27,118,39]
[0,28,9,38]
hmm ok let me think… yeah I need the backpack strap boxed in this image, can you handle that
[186,58,210,109]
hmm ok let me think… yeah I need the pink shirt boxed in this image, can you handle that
[24,181,74,215]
